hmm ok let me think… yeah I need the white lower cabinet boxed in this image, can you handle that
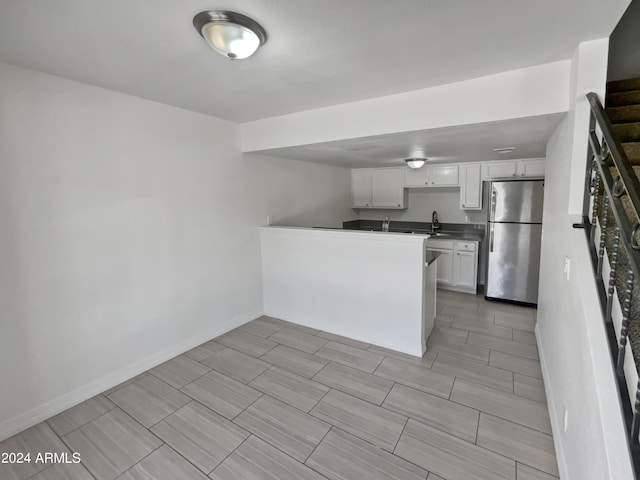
[427,239,478,294]
[428,247,453,285]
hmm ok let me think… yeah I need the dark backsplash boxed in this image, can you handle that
[343,219,486,237]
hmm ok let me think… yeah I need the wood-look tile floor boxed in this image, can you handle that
[0,291,559,480]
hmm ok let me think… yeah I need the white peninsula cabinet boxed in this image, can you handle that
[351,168,407,209]
[426,238,478,294]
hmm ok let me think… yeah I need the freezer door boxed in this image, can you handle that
[489,181,544,223]
[486,222,542,304]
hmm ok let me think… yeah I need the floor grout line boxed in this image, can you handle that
[6,295,556,480]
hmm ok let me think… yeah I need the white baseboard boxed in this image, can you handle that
[536,323,570,480]
[0,308,262,442]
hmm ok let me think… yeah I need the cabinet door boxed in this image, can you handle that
[431,165,459,186]
[351,169,371,208]
[454,251,477,289]
[518,159,545,178]
[404,167,430,187]
[428,248,453,285]
[460,163,482,209]
[371,168,404,208]
[482,161,518,180]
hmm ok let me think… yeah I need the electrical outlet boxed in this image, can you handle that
[563,256,571,281]
[563,407,569,432]
[465,215,471,223]
[267,215,273,225]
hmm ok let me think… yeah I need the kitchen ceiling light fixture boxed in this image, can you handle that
[193,11,267,60]
[405,158,427,169]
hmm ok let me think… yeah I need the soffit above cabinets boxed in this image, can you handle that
[0,0,628,123]
[248,113,565,168]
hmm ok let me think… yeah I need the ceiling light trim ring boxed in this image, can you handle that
[193,10,267,59]
[405,158,427,169]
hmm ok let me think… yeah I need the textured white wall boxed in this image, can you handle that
[0,62,352,439]
[537,39,634,480]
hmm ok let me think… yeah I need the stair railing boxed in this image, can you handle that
[578,92,640,476]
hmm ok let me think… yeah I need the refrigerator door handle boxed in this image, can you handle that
[489,223,495,252]
[490,188,497,221]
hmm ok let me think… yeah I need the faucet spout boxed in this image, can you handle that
[431,211,440,232]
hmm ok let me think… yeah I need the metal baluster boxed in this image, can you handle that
[597,196,609,276]
[632,381,640,446]
[590,169,601,246]
[617,268,634,375]
[600,138,610,163]
[606,227,621,323]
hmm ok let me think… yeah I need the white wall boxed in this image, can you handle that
[608,0,640,82]
[537,39,634,480]
[357,187,487,225]
[253,154,355,228]
[0,62,352,439]
[241,61,570,152]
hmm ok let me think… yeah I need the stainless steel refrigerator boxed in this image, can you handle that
[486,180,544,306]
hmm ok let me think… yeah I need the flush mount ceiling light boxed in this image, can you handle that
[193,10,267,60]
[405,158,427,169]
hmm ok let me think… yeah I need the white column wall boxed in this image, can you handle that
[537,39,635,480]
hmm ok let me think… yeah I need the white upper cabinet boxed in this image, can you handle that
[404,167,430,187]
[351,169,372,207]
[351,168,407,209]
[371,168,405,208]
[482,158,545,180]
[403,165,459,187]
[431,165,459,186]
[482,161,518,179]
[459,163,482,210]
[518,159,545,178]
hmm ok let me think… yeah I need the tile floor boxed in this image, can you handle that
[0,290,559,480]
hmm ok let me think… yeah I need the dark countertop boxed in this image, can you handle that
[343,220,485,241]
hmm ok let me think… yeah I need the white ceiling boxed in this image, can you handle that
[0,0,627,123]
[249,113,566,167]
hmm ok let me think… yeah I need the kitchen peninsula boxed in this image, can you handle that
[260,226,437,356]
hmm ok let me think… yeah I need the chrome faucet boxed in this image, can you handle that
[431,211,440,232]
[382,217,390,232]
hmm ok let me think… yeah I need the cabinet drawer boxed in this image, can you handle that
[455,241,476,252]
